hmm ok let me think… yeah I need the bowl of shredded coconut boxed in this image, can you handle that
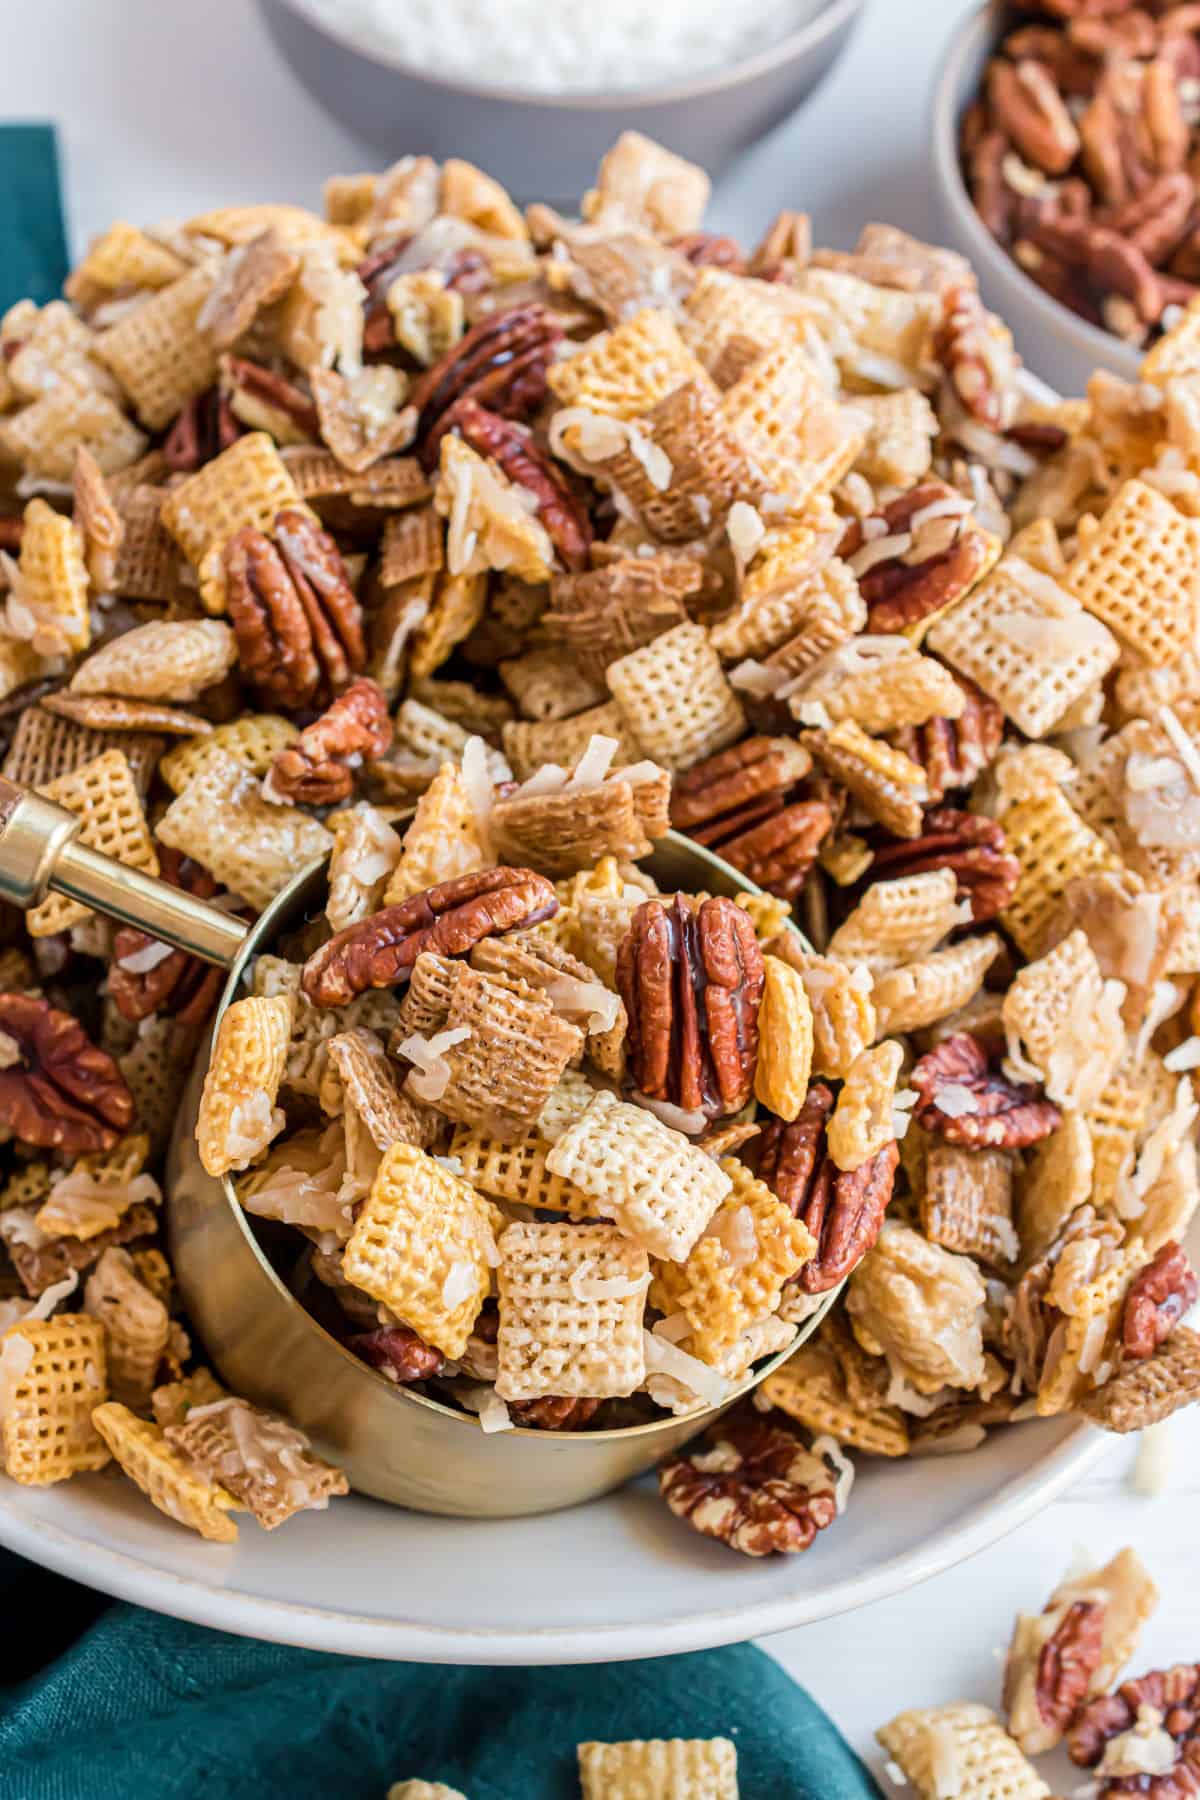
[258,0,864,198]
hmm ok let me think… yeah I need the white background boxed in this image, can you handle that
[0,0,1196,1783]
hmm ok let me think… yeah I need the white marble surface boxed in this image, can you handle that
[0,0,1196,1777]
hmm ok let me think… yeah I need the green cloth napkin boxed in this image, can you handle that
[0,125,69,312]
[0,1549,881,1800]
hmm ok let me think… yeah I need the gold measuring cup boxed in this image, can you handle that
[0,775,836,1516]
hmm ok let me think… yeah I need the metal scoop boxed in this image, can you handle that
[0,774,835,1516]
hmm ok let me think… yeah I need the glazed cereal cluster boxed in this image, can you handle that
[878,1544,1200,1800]
[0,132,1196,1554]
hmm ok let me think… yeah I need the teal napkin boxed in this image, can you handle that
[0,124,69,312]
[0,1550,881,1799]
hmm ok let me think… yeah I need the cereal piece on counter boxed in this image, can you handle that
[577,1736,738,1800]
[0,1315,110,1485]
[876,1703,1051,1800]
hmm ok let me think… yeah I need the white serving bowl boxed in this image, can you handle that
[257,0,865,203]
[931,4,1139,394]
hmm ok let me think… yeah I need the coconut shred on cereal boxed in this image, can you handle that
[302,0,829,93]
[0,129,1197,1560]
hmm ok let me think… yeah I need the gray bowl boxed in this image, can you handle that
[257,0,865,203]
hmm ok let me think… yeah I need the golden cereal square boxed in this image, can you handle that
[0,1315,110,1485]
[1064,479,1200,667]
[577,1737,738,1800]
[29,749,159,937]
[343,1145,498,1359]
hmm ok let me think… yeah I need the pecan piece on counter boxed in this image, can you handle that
[267,676,393,806]
[448,396,593,571]
[507,1396,603,1431]
[1122,1241,1198,1361]
[911,1032,1062,1149]
[617,894,764,1119]
[108,848,226,1030]
[758,1085,899,1294]
[658,1411,839,1557]
[1034,1602,1107,1743]
[892,673,1004,805]
[839,483,996,634]
[349,1323,446,1382]
[410,302,563,467]
[163,385,244,472]
[302,866,559,1007]
[1069,1662,1200,1795]
[225,509,366,712]
[0,993,133,1153]
[868,807,1021,922]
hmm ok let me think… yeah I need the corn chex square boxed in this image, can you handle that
[877,1703,1050,1800]
[1064,478,1200,667]
[545,1090,730,1262]
[546,307,710,419]
[157,747,332,913]
[0,1315,110,1485]
[342,1145,500,1359]
[159,431,306,613]
[577,1737,738,1800]
[92,1402,239,1541]
[718,341,863,512]
[926,555,1120,739]
[29,749,159,937]
[495,1219,648,1401]
[447,1124,603,1219]
[650,1160,815,1362]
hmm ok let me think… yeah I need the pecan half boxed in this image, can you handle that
[988,58,1081,176]
[0,994,133,1153]
[658,1412,838,1557]
[911,1032,1062,1148]
[838,484,995,633]
[617,894,764,1119]
[1070,1661,1200,1796]
[868,807,1020,922]
[267,676,393,805]
[302,867,558,1006]
[893,673,1004,804]
[163,386,244,472]
[758,1086,899,1293]
[449,397,592,571]
[109,849,225,1030]
[1036,1601,1106,1740]
[507,1396,603,1430]
[670,739,829,899]
[1123,1241,1198,1360]
[225,509,366,712]
[349,1324,446,1382]
[410,303,563,468]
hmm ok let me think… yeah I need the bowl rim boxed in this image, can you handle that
[215,832,836,1445]
[272,0,865,109]
[930,2,1139,377]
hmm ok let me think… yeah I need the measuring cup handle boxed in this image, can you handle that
[0,775,249,968]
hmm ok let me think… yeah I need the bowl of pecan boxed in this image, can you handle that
[0,132,1197,1635]
[931,2,1200,393]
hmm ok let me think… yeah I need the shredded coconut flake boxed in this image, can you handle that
[569,1258,651,1302]
[1133,1418,1175,1497]
[631,1092,708,1135]
[567,733,619,791]
[934,1084,980,1118]
[477,1389,513,1434]
[643,1327,730,1407]
[398,1025,471,1102]
[812,1434,855,1513]
[1164,1036,1200,1073]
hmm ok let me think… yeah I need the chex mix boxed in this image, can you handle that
[0,133,1195,1570]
